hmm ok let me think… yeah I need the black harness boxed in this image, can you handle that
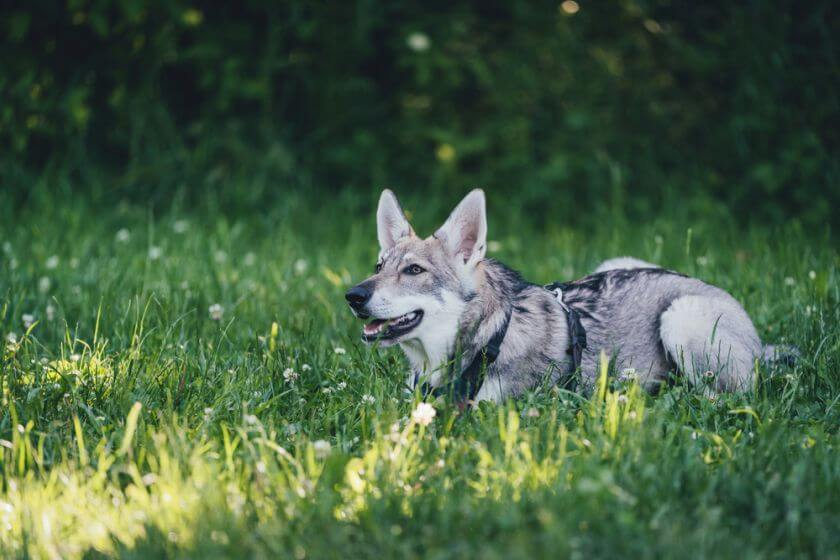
[420,281,587,404]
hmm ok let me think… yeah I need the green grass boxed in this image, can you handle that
[1,190,838,558]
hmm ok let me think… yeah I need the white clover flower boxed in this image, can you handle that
[618,367,637,383]
[172,220,189,234]
[6,333,17,345]
[322,387,333,394]
[21,314,35,330]
[208,303,224,321]
[809,270,817,281]
[283,368,299,383]
[411,402,436,426]
[784,277,796,286]
[148,246,162,260]
[294,259,308,275]
[361,393,376,405]
[617,394,629,405]
[45,255,59,269]
[38,277,51,293]
[70,353,81,362]
[313,439,331,459]
[116,228,130,242]
[301,364,312,371]
[333,347,346,355]
[406,32,430,52]
[696,256,709,267]
[337,381,347,390]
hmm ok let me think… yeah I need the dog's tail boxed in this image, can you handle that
[762,344,800,368]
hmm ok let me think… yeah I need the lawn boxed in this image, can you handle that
[1,190,838,558]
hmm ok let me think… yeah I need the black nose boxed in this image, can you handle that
[345,285,372,309]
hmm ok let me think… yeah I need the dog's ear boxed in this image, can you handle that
[435,189,487,266]
[377,189,414,252]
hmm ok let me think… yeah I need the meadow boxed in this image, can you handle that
[0,189,838,558]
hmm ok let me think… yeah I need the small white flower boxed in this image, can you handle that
[38,277,51,293]
[333,347,346,355]
[45,255,59,269]
[313,439,331,459]
[361,394,375,405]
[46,304,55,321]
[336,381,347,390]
[691,431,699,440]
[294,259,308,275]
[243,252,257,266]
[809,270,817,281]
[301,364,312,371]
[21,314,35,330]
[784,277,796,286]
[208,303,224,321]
[411,402,436,426]
[172,220,189,234]
[617,394,628,405]
[406,32,430,52]
[6,332,18,345]
[696,256,709,267]
[70,353,81,362]
[116,228,130,242]
[322,387,333,394]
[148,246,162,260]
[244,414,258,425]
[618,367,637,382]
[283,368,299,383]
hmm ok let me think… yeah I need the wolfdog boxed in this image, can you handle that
[346,189,788,404]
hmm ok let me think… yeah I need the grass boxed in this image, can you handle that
[1,189,838,558]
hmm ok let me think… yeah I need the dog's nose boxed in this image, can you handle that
[345,285,372,309]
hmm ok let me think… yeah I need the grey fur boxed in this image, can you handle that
[348,190,776,403]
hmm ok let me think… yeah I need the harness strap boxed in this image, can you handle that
[419,311,511,404]
[545,281,588,375]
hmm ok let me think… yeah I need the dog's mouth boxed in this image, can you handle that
[361,310,424,342]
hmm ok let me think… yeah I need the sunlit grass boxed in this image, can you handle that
[0,192,838,558]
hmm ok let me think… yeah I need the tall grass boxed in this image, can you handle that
[0,190,838,558]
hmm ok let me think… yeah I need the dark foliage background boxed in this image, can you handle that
[2,0,838,225]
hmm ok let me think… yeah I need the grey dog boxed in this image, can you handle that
[346,189,786,403]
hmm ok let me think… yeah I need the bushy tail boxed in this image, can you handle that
[762,344,800,368]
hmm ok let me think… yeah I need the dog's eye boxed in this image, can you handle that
[403,264,425,275]
[374,262,382,273]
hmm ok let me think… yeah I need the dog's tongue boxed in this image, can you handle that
[363,319,388,335]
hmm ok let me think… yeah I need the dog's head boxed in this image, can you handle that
[346,189,487,348]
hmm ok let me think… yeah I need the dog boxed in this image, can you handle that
[346,189,789,404]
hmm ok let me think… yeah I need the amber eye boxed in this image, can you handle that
[403,264,425,275]
[374,262,383,273]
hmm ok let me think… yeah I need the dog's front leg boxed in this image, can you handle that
[472,374,508,405]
